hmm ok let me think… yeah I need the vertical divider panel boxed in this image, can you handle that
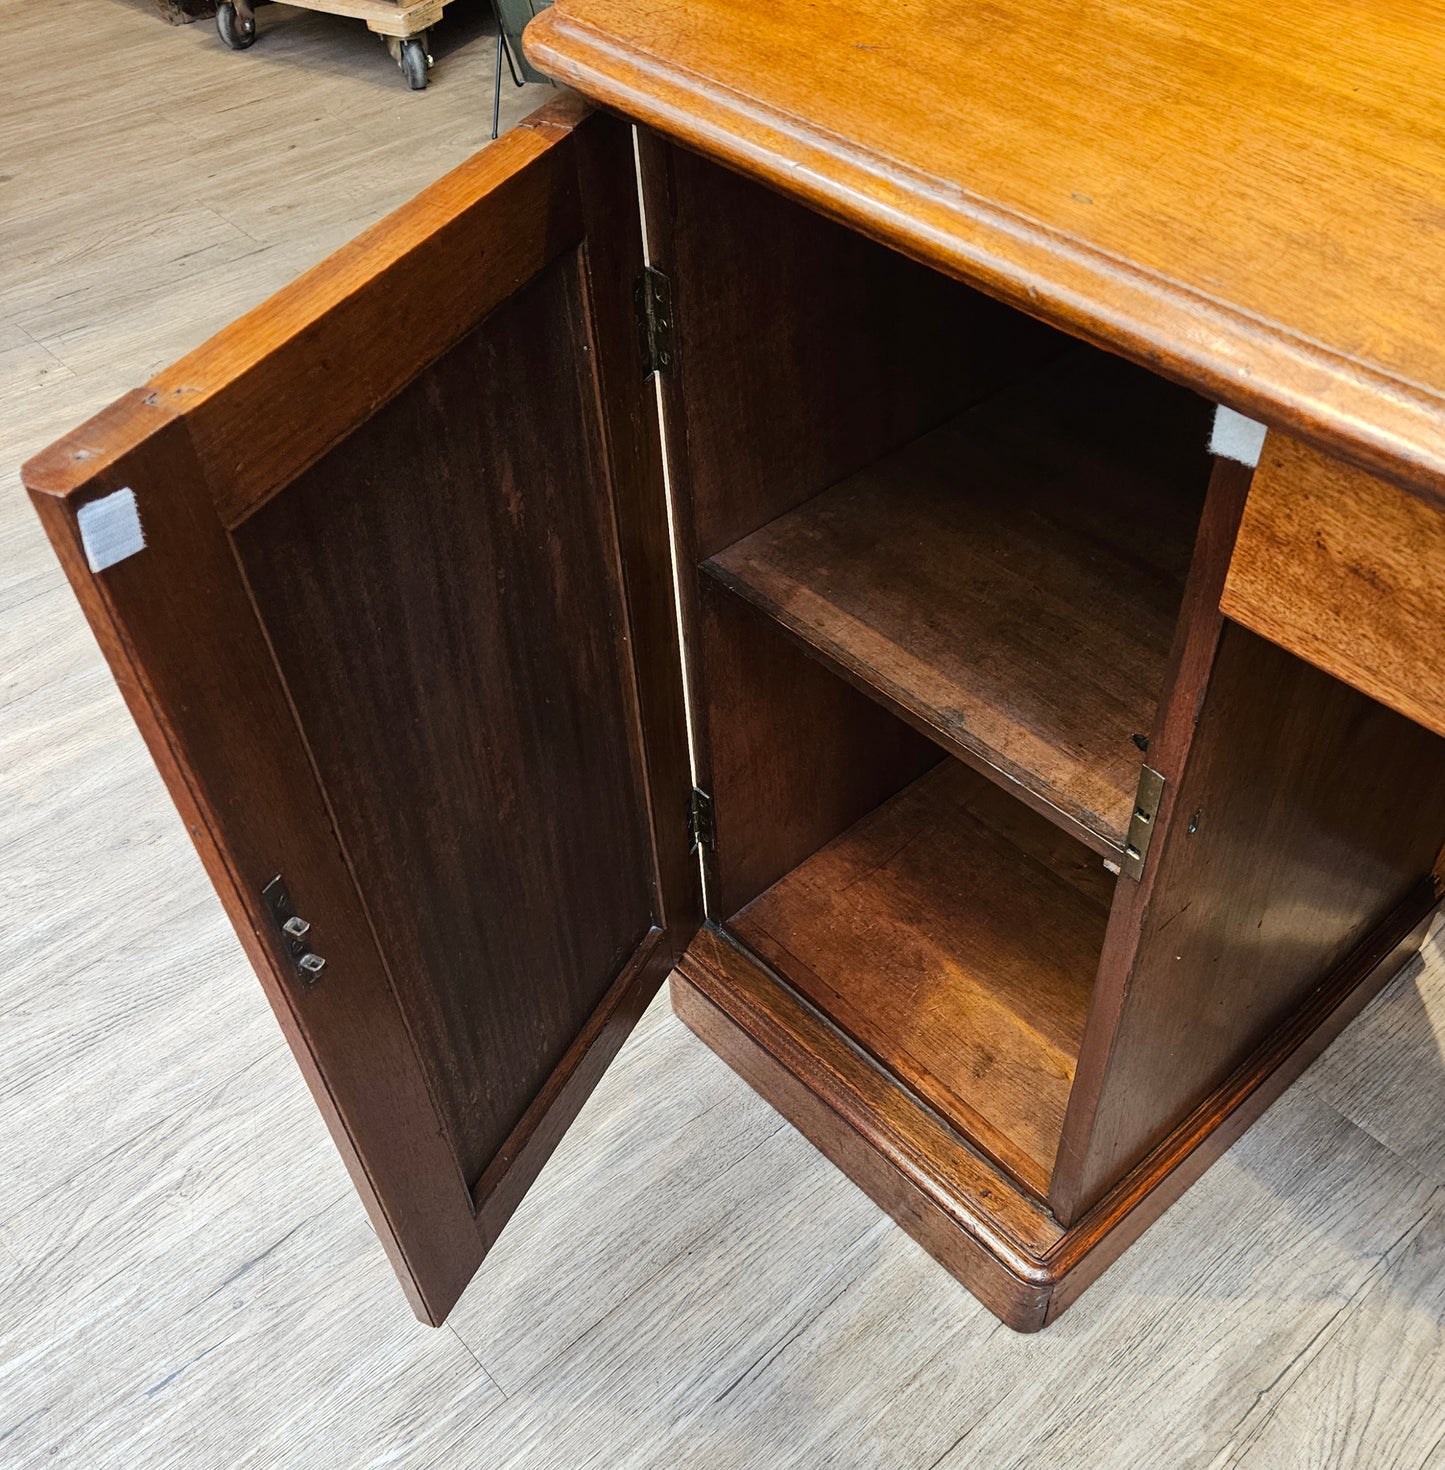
[1052,455,1254,1221]
[1054,447,1445,1222]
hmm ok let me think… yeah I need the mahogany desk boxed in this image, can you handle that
[24,0,1445,1330]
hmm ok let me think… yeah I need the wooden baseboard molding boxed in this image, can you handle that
[673,884,1438,1331]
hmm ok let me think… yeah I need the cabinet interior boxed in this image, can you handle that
[669,151,1216,1199]
[730,759,1113,1197]
[704,346,1212,858]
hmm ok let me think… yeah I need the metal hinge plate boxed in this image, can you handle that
[1120,765,1165,882]
[635,266,674,378]
[687,787,715,854]
[262,874,327,983]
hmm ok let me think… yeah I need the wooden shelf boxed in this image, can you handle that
[704,348,1212,856]
[729,759,1115,1199]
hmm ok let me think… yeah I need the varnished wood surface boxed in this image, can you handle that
[1059,626,1445,1219]
[1056,454,1255,1219]
[707,348,1210,857]
[732,761,1113,1197]
[28,397,489,1324]
[10,8,1445,1463]
[1223,433,1445,739]
[232,248,657,1191]
[639,139,1065,564]
[24,95,697,1323]
[694,580,941,920]
[677,893,1435,1330]
[149,94,593,527]
[672,932,1065,1332]
[529,0,1445,503]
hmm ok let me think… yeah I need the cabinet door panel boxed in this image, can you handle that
[23,99,697,1326]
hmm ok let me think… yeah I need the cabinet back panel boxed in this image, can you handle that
[654,142,1067,560]
[697,581,942,918]
[234,249,656,1191]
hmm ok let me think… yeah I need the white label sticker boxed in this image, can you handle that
[77,487,145,573]
[1209,405,1268,468]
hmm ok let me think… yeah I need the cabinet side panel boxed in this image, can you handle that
[1062,623,1445,1216]
[234,250,657,1191]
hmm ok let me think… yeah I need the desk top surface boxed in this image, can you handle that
[526,0,1445,500]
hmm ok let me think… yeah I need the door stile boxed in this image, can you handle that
[27,400,484,1323]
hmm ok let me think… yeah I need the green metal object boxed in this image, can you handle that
[495,0,553,85]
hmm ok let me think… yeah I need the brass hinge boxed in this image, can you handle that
[635,266,674,378]
[687,786,715,854]
[1120,765,1165,882]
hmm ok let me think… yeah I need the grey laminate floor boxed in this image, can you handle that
[5,3,1445,1466]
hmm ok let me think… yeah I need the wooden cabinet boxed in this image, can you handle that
[24,76,1445,1332]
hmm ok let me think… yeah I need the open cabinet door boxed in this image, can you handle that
[21,97,699,1326]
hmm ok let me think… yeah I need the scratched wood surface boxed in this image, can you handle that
[6,3,1445,1466]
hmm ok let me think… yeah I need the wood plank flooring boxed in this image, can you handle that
[3,3,1445,1466]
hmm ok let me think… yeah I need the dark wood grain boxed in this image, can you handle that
[638,136,1067,563]
[731,761,1114,1197]
[1222,433,1445,739]
[675,885,1437,1330]
[693,579,941,919]
[27,401,485,1325]
[572,112,701,958]
[1054,452,1255,1218]
[29,39,1445,1350]
[1044,889,1441,1323]
[23,100,698,1326]
[456,113,714,1247]
[673,925,1069,1330]
[150,95,593,527]
[234,249,656,1189]
[1057,625,1445,1219]
[706,348,1211,857]
[530,0,1445,505]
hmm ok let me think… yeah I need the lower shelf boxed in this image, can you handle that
[675,888,1437,1331]
[730,760,1113,1198]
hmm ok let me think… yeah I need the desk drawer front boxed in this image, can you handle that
[1222,435,1445,738]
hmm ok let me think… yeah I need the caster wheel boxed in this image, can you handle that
[216,1,257,49]
[399,35,431,90]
